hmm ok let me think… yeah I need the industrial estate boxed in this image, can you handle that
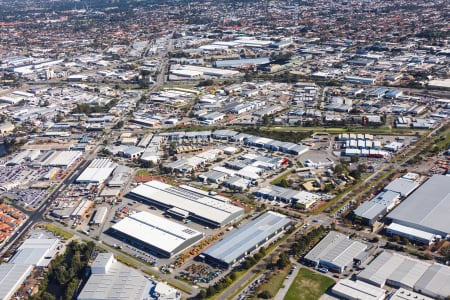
[0,0,449,299]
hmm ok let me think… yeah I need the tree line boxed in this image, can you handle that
[30,241,96,300]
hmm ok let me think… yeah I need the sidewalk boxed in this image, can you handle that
[274,262,299,300]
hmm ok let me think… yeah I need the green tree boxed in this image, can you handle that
[65,279,80,300]
[280,178,290,188]
[392,235,401,243]
[258,290,273,299]
[230,272,237,281]
[350,155,360,163]
[206,285,216,297]
[276,252,290,269]
[41,292,56,300]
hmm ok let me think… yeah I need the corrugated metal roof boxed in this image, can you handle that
[129,181,244,226]
[203,211,291,265]
[304,231,367,271]
[354,201,386,220]
[384,177,419,197]
[387,175,450,236]
[111,211,203,255]
[357,251,429,289]
[414,264,450,299]
[78,257,151,300]
[331,279,385,300]
[0,264,33,300]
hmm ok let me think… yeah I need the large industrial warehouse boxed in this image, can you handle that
[76,158,117,184]
[387,175,450,243]
[108,211,204,258]
[303,231,367,273]
[127,180,244,227]
[78,253,152,300]
[357,251,450,299]
[202,211,291,268]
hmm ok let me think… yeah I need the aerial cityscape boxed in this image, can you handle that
[0,0,449,299]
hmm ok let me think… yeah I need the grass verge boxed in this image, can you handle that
[284,268,335,300]
[165,279,193,295]
[45,223,73,240]
[271,170,293,186]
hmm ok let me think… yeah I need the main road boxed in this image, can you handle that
[0,127,113,257]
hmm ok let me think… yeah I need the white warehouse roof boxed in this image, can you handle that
[111,211,204,257]
[128,181,244,227]
[78,254,152,300]
[9,238,59,267]
[42,150,82,168]
[76,158,117,184]
[331,279,386,300]
[0,264,33,300]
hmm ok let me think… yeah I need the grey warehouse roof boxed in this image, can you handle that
[387,175,450,236]
[203,211,291,266]
[357,251,430,289]
[358,251,450,298]
[304,231,367,271]
[384,177,419,197]
[353,201,386,221]
[414,264,450,299]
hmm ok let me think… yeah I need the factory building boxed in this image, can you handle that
[303,231,367,273]
[353,191,400,226]
[0,264,33,300]
[91,207,108,226]
[201,211,291,268]
[78,253,180,300]
[255,186,319,209]
[40,150,82,169]
[76,158,117,184]
[353,174,420,226]
[331,279,386,300]
[108,211,204,258]
[9,236,59,267]
[127,181,244,228]
[357,251,450,299]
[387,175,450,244]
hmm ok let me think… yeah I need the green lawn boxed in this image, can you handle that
[284,268,335,300]
[45,223,74,240]
[136,169,151,176]
[271,170,293,186]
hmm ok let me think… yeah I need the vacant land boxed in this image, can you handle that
[284,268,335,300]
